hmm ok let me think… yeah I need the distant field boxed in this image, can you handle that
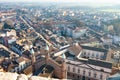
[100,9,120,12]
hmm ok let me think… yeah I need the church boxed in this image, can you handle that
[30,44,67,79]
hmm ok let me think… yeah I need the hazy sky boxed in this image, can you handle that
[0,0,120,4]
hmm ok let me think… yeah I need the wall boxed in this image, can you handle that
[81,49,105,60]
[66,59,111,80]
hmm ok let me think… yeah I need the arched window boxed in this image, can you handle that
[68,66,70,71]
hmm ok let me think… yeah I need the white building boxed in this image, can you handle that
[72,28,87,39]
[66,59,112,80]
[56,43,112,80]
[101,37,112,45]
[79,45,112,61]
[64,27,87,39]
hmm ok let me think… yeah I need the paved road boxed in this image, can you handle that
[20,16,53,47]
[87,27,103,37]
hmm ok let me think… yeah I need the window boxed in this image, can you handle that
[73,67,75,72]
[94,73,97,78]
[68,73,70,76]
[100,55,103,59]
[83,70,86,75]
[68,66,70,71]
[96,54,99,59]
[100,74,103,79]
[78,69,80,73]
[88,71,91,76]
[84,52,86,56]
[73,74,74,77]
[87,53,89,58]
[92,53,94,58]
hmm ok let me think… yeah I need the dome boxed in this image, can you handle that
[62,53,66,59]
[30,48,35,54]
[45,45,49,51]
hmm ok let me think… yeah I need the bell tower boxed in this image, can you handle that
[45,44,50,64]
[61,53,67,79]
[30,48,36,73]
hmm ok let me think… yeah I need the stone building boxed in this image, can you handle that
[32,45,67,79]
[54,43,113,80]
[29,43,112,80]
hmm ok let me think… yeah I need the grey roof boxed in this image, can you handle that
[0,48,10,57]
[81,45,108,52]
[88,59,112,69]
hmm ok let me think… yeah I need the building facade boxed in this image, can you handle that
[66,59,112,80]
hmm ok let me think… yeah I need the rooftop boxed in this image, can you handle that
[0,48,10,57]
[68,44,82,56]
[88,59,112,69]
[23,65,32,75]
[16,57,30,64]
[81,45,108,52]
